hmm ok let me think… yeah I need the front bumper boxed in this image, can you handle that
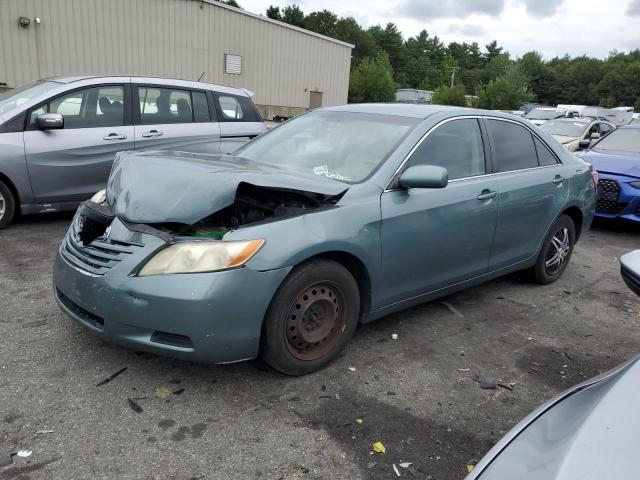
[53,215,291,363]
[594,174,640,222]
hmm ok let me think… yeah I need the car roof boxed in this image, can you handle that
[321,103,487,119]
[42,74,249,95]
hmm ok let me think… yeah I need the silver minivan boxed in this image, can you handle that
[0,75,266,228]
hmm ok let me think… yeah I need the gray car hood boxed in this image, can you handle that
[467,355,640,480]
[106,150,348,224]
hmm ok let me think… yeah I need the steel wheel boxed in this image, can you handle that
[284,282,345,361]
[545,227,570,275]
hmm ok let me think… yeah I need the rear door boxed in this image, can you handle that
[486,118,568,270]
[133,84,221,154]
[24,83,134,203]
[212,92,266,153]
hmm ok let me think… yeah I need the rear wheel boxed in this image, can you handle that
[531,214,575,284]
[260,259,360,376]
[0,181,16,229]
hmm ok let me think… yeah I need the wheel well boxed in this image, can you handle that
[303,251,372,321]
[562,206,583,241]
[0,172,20,208]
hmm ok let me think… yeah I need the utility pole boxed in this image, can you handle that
[450,66,460,87]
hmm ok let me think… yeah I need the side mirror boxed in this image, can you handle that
[399,165,448,189]
[36,113,64,130]
[578,139,591,150]
[590,132,601,140]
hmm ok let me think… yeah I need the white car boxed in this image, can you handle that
[540,118,615,151]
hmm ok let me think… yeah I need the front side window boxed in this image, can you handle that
[593,128,640,153]
[235,110,418,183]
[406,119,485,180]
[29,86,125,128]
[138,87,209,124]
[487,120,538,172]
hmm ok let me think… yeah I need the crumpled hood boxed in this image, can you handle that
[580,149,640,178]
[106,150,348,224]
[468,356,640,480]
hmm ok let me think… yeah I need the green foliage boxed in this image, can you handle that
[476,65,533,109]
[268,5,640,108]
[431,84,467,106]
[348,54,396,103]
[220,0,241,7]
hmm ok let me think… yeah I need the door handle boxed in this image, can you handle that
[477,190,497,201]
[103,133,127,141]
[142,130,163,138]
[553,175,565,185]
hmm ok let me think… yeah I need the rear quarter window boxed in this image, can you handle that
[486,119,538,172]
[215,93,262,122]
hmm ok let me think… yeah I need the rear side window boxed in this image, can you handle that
[486,120,537,172]
[534,137,558,166]
[137,87,211,124]
[407,119,485,180]
[216,94,261,122]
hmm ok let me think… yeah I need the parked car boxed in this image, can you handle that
[0,75,266,228]
[524,107,566,125]
[621,250,640,296]
[576,125,640,222]
[540,117,615,151]
[53,104,597,375]
[467,251,640,480]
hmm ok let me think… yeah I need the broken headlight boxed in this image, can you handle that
[137,239,265,276]
[90,189,107,204]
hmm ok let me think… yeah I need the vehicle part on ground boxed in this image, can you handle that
[531,214,575,284]
[260,259,359,375]
[0,180,16,229]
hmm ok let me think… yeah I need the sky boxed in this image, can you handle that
[238,0,640,59]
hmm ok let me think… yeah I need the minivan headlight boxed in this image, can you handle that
[138,239,265,276]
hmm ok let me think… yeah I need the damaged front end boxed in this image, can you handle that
[70,150,348,266]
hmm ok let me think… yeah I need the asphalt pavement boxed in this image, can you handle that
[1,213,639,480]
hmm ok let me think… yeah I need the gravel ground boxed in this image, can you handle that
[1,213,639,480]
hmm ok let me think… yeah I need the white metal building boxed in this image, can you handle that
[0,0,353,118]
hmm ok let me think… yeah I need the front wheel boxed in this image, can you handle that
[531,214,575,285]
[0,181,16,229]
[260,259,360,376]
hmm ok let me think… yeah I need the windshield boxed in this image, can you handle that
[540,120,589,137]
[593,128,640,153]
[234,111,418,183]
[0,80,61,115]
[526,109,564,120]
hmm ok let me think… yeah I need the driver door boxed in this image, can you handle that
[23,84,134,204]
[379,118,499,306]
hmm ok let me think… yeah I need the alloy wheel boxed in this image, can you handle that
[0,190,5,219]
[545,227,570,275]
[284,282,345,361]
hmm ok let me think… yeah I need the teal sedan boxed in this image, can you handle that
[53,104,597,375]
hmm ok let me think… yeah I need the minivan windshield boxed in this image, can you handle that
[0,80,61,115]
[593,128,640,154]
[235,111,418,183]
[540,120,589,137]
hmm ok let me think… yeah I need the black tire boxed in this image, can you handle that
[0,180,16,230]
[531,214,575,285]
[260,259,360,376]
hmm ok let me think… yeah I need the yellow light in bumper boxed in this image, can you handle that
[138,239,265,276]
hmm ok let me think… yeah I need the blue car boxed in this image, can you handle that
[576,125,640,222]
[53,105,596,375]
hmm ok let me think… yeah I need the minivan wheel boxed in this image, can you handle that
[531,214,575,285]
[260,259,360,376]
[0,181,16,229]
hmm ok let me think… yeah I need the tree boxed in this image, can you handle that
[368,23,408,83]
[220,0,241,7]
[266,5,281,20]
[304,10,338,36]
[281,5,305,28]
[333,17,380,66]
[476,65,532,109]
[431,84,467,106]
[483,40,504,64]
[348,54,396,103]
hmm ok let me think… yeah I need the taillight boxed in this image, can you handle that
[591,169,599,188]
